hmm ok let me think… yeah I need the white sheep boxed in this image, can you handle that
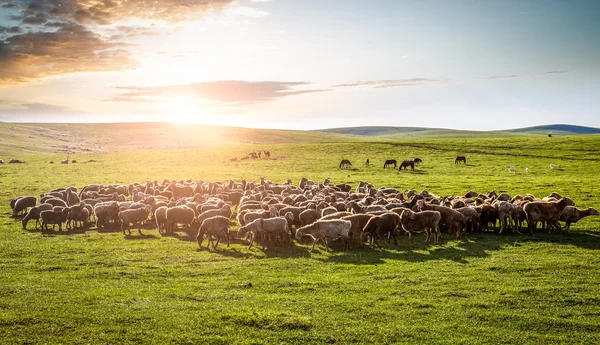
[525,167,529,173]
[550,164,556,169]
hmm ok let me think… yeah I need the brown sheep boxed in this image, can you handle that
[295,219,352,252]
[119,208,150,235]
[166,205,196,234]
[398,209,441,247]
[237,217,290,249]
[11,196,37,217]
[524,198,573,234]
[299,209,321,227]
[361,212,401,248]
[40,208,70,231]
[418,202,465,237]
[197,216,231,249]
[341,214,374,243]
[559,206,599,231]
[22,203,53,229]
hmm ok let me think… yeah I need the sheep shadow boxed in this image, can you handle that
[322,230,600,265]
[123,233,159,240]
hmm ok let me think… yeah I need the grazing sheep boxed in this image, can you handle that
[119,208,150,235]
[559,206,599,231]
[73,208,90,229]
[61,159,68,164]
[361,212,401,248]
[398,209,441,247]
[524,198,572,233]
[455,207,479,234]
[66,202,86,229]
[295,219,352,252]
[550,164,556,169]
[508,167,516,173]
[40,208,70,231]
[320,211,352,220]
[196,216,231,249]
[12,196,37,217]
[22,203,53,229]
[526,167,529,173]
[237,217,290,249]
[165,205,195,234]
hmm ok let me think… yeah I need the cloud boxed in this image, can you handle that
[486,70,569,80]
[0,0,236,84]
[0,23,136,84]
[104,80,329,103]
[0,102,79,121]
[333,78,444,89]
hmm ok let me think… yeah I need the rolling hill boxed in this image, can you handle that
[316,124,600,139]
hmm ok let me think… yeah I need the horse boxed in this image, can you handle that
[413,157,423,164]
[383,159,397,169]
[455,156,466,164]
[339,159,352,169]
[365,159,370,167]
[399,160,414,170]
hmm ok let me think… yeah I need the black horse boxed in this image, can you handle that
[455,156,466,164]
[399,160,414,170]
[383,159,397,169]
[339,159,352,169]
[413,157,423,164]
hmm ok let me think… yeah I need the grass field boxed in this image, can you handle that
[1,131,600,344]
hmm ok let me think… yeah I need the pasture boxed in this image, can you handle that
[2,133,600,344]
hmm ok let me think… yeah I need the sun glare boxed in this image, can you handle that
[164,98,203,123]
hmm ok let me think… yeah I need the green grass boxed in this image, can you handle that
[1,133,600,344]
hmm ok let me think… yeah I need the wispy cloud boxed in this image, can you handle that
[104,80,329,104]
[486,70,569,80]
[332,78,445,89]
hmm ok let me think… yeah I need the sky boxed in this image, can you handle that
[0,0,599,130]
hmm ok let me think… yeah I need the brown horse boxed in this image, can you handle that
[383,159,397,169]
[455,156,466,164]
[339,159,352,169]
[399,160,414,170]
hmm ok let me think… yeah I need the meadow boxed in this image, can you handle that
[1,132,600,344]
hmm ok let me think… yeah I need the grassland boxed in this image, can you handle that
[1,132,600,344]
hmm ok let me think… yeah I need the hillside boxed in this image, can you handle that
[317,124,600,139]
[0,122,359,155]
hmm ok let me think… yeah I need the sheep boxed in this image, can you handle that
[44,197,68,208]
[22,203,53,229]
[550,163,556,169]
[73,208,90,229]
[417,201,465,237]
[361,212,401,248]
[65,188,81,207]
[237,217,290,249]
[295,219,352,252]
[454,207,479,234]
[11,196,37,217]
[320,211,352,220]
[40,208,70,231]
[299,209,321,227]
[523,198,572,234]
[165,205,195,234]
[559,206,599,231]
[154,206,168,233]
[341,214,374,242]
[94,202,120,229]
[119,207,150,235]
[398,209,441,247]
[508,167,517,173]
[197,204,232,225]
[196,216,232,249]
[494,201,515,234]
[66,202,86,229]
[526,167,529,173]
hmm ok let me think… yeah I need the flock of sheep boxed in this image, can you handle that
[9,177,599,252]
